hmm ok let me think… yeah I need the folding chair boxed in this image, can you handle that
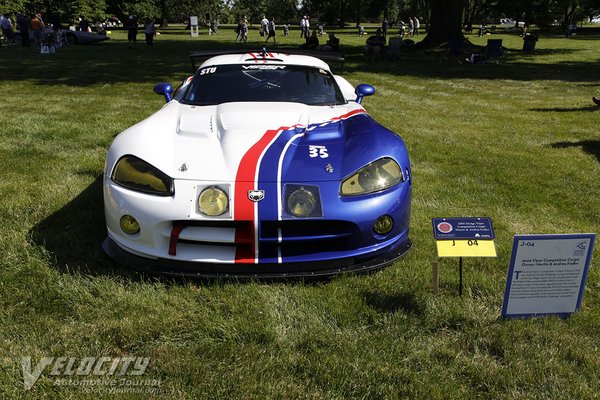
[484,39,503,63]
[386,37,402,61]
[446,37,464,63]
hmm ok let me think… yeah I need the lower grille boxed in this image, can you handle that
[166,219,359,259]
[261,220,359,257]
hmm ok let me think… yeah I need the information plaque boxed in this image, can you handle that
[433,217,496,257]
[190,16,199,37]
[502,234,596,319]
[432,217,497,295]
[432,217,495,240]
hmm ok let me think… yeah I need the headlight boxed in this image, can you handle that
[198,186,229,216]
[285,185,323,218]
[340,158,403,196]
[288,187,316,218]
[111,155,174,196]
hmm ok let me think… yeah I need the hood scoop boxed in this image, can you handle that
[177,112,213,137]
[216,103,310,143]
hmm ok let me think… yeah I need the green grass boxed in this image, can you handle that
[1,26,599,399]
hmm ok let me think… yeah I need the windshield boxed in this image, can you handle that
[180,64,346,106]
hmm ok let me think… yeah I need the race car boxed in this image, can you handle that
[102,49,412,278]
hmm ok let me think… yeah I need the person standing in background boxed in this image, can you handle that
[1,14,16,46]
[265,17,276,43]
[17,13,30,47]
[300,16,307,38]
[30,13,44,45]
[125,15,138,48]
[413,17,420,36]
[144,18,155,47]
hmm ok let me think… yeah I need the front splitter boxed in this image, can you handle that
[102,237,412,280]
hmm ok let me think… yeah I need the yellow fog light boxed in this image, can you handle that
[288,187,316,218]
[120,215,140,235]
[373,215,393,235]
[199,187,228,216]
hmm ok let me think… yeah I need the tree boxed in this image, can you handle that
[0,0,26,14]
[59,0,108,23]
[418,0,465,47]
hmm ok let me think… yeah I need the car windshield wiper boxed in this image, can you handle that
[243,71,281,89]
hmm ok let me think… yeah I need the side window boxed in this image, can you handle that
[173,76,193,101]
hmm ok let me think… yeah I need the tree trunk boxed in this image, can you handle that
[339,0,346,27]
[417,0,465,47]
[160,0,168,28]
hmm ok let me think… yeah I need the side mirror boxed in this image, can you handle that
[355,84,375,104]
[153,82,173,103]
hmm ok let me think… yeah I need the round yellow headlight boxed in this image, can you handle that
[373,215,393,235]
[287,187,316,218]
[120,215,140,235]
[198,187,228,216]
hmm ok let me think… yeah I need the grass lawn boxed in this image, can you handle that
[0,25,599,399]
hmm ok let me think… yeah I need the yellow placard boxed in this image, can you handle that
[436,239,497,258]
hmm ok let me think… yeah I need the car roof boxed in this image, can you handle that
[197,51,332,72]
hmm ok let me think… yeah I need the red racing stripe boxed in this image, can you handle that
[330,108,365,121]
[234,128,285,263]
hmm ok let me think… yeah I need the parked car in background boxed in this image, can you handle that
[498,18,525,30]
[63,29,109,45]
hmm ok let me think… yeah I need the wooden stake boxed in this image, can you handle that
[432,261,439,293]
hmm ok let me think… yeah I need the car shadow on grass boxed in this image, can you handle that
[29,175,131,277]
[551,140,600,163]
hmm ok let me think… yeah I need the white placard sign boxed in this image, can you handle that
[502,234,596,319]
[190,16,199,26]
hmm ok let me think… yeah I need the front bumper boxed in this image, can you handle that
[103,235,412,279]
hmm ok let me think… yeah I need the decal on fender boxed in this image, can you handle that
[308,145,329,159]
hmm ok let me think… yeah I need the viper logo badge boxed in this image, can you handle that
[248,190,265,202]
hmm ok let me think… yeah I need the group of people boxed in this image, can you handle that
[299,29,339,51]
[0,11,158,49]
[232,15,345,51]
[259,16,277,43]
[358,17,421,39]
[398,17,421,37]
[234,17,295,44]
[300,15,311,38]
[0,12,46,48]
[234,18,249,43]
[124,15,157,48]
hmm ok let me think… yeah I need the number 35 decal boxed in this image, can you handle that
[308,145,329,159]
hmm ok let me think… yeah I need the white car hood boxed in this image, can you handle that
[107,101,365,182]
